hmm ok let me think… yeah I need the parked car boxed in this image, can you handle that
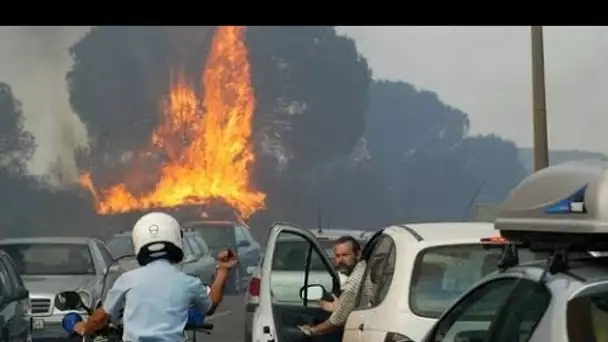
[421,160,608,342]
[183,220,262,293]
[106,231,217,283]
[0,249,31,341]
[0,237,118,339]
[244,228,372,341]
[248,222,524,342]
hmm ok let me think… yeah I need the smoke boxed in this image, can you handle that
[0,26,91,186]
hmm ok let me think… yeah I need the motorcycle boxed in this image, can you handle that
[55,255,213,342]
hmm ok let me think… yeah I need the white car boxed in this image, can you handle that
[250,221,512,342]
[420,159,608,342]
[244,228,373,341]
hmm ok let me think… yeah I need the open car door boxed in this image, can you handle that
[255,222,342,342]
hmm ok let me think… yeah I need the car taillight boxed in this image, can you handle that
[384,332,413,342]
[248,276,260,297]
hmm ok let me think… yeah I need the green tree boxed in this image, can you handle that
[0,82,36,174]
[359,80,526,223]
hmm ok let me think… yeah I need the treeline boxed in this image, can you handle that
[0,27,527,239]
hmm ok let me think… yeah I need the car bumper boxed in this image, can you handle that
[244,303,257,342]
[32,313,88,340]
[32,321,68,340]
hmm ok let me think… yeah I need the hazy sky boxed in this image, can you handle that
[1,26,607,180]
[338,26,608,154]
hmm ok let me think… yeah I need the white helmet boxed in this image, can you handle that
[132,212,184,265]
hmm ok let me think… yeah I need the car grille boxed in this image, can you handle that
[30,298,52,315]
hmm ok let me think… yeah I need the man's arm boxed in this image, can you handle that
[307,262,366,335]
[76,275,128,336]
[201,267,230,316]
[205,249,238,315]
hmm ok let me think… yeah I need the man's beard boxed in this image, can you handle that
[337,263,356,276]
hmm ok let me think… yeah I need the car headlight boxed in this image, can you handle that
[76,289,92,308]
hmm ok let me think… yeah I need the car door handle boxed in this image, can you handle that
[358,323,364,331]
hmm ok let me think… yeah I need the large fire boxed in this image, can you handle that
[80,26,266,219]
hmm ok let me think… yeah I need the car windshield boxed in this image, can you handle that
[409,243,537,318]
[1,243,95,276]
[106,235,133,259]
[568,283,608,342]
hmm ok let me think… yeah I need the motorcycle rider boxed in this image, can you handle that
[73,211,237,341]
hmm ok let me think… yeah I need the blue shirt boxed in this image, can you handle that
[102,259,212,342]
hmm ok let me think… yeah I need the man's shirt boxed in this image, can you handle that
[103,259,211,342]
[329,260,367,326]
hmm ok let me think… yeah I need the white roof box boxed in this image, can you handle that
[495,159,608,250]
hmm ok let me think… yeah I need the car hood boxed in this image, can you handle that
[23,275,98,296]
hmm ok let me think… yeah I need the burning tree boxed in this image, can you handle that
[80,26,265,220]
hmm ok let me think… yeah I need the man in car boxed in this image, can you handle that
[319,236,361,312]
[298,234,377,337]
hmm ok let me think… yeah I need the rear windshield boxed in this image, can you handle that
[568,284,608,342]
[106,235,133,259]
[1,243,95,276]
[195,225,233,249]
[409,243,536,318]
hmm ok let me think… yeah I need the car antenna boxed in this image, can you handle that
[317,204,323,234]
[460,179,486,221]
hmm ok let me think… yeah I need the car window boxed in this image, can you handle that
[96,241,115,267]
[355,235,395,309]
[0,255,24,291]
[185,235,202,256]
[270,231,335,306]
[191,234,210,256]
[428,278,520,342]
[273,239,327,272]
[0,260,15,297]
[106,235,133,259]
[410,243,537,318]
[182,237,195,257]
[489,279,551,342]
[241,226,256,243]
[1,243,95,275]
[235,226,249,245]
[568,284,608,342]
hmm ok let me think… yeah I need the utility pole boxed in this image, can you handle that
[531,26,549,171]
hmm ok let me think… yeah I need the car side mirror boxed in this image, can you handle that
[54,291,85,311]
[237,240,250,248]
[299,284,326,302]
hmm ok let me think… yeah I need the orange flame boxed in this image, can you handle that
[80,26,266,219]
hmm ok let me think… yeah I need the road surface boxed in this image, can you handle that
[195,294,247,342]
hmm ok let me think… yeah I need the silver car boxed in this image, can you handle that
[106,231,217,283]
[421,159,608,342]
[0,237,118,339]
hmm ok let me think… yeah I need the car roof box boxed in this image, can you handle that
[495,159,608,251]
